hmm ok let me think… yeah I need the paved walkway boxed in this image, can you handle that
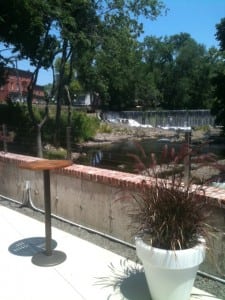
[0,205,222,300]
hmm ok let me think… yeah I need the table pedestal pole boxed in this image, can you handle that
[31,170,66,267]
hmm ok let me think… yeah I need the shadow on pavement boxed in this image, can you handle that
[8,237,57,256]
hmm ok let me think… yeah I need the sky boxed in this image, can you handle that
[141,0,225,49]
[1,0,224,86]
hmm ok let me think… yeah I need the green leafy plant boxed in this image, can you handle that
[98,123,113,134]
[43,148,67,159]
[72,112,100,142]
[127,142,222,250]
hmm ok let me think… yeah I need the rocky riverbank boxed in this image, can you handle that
[82,123,223,146]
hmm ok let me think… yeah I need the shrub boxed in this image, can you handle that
[127,142,221,250]
[0,103,38,143]
[42,110,100,145]
[43,148,67,159]
[72,111,100,142]
[98,123,113,134]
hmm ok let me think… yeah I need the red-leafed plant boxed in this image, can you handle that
[127,142,222,250]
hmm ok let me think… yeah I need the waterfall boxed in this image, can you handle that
[104,110,215,127]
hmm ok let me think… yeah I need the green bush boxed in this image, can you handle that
[98,123,113,134]
[0,103,36,142]
[72,111,100,142]
[43,148,67,159]
[44,111,100,144]
[43,117,55,144]
[0,103,100,149]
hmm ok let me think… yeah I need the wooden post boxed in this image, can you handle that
[66,126,72,160]
[184,129,191,186]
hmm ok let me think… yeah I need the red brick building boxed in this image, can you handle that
[0,67,45,103]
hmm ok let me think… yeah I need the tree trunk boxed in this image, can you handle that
[36,124,43,158]
[65,85,72,159]
[27,66,48,157]
[54,40,69,146]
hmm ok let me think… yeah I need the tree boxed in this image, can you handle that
[137,36,172,109]
[76,0,166,111]
[215,18,225,51]
[171,34,213,109]
[0,0,102,147]
[211,18,225,130]
[0,0,58,156]
[0,0,166,144]
[92,18,140,110]
[53,57,83,104]
[51,0,100,144]
[139,33,215,110]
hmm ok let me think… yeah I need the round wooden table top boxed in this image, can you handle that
[19,159,73,171]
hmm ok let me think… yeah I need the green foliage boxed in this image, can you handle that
[1,0,223,117]
[211,69,225,129]
[98,123,113,134]
[42,116,55,144]
[53,57,83,105]
[75,0,166,110]
[139,34,215,110]
[72,111,100,142]
[43,148,67,159]
[215,18,225,51]
[0,104,100,147]
[0,0,58,68]
[43,110,100,144]
[0,103,36,140]
[211,18,225,132]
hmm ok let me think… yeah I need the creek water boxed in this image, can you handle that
[75,138,225,174]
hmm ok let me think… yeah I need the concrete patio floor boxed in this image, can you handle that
[0,204,222,300]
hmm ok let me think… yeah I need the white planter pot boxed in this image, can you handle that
[135,237,206,300]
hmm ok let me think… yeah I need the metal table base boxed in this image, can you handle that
[32,250,67,267]
[20,159,72,267]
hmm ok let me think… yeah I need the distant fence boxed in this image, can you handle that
[104,110,215,127]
